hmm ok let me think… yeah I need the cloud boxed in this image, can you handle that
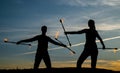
[17,35,120,56]
[97,24,120,31]
[44,59,120,71]
[57,0,100,6]
[101,0,120,6]
[58,0,120,7]
[1,58,119,71]
[16,51,36,56]
[97,60,120,71]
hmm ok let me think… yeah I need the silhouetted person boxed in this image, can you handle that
[65,19,105,69]
[16,25,67,69]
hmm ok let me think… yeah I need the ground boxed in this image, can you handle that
[0,67,120,73]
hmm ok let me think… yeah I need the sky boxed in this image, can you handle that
[0,0,120,71]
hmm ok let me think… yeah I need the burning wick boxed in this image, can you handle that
[3,38,32,48]
[54,31,76,55]
[113,48,118,53]
[4,38,8,42]
[114,48,118,50]
[55,31,59,39]
[60,18,64,23]
[55,31,64,44]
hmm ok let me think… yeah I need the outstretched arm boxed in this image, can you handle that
[96,32,105,49]
[16,36,38,44]
[65,29,86,34]
[48,37,67,47]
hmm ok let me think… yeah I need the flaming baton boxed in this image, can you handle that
[4,38,31,47]
[98,48,118,53]
[54,31,75,54]
[60,18,71,47]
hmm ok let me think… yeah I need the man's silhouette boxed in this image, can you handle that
[16,25,66,69]
[65,19,105,69]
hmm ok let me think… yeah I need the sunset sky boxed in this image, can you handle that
[0,0,120,71]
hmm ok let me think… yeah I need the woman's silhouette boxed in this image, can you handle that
[65,19,105,69]
[17,25,66,69]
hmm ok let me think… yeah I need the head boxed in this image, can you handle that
[88,19,96,30]
[41,25,47,35]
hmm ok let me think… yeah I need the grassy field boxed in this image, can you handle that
[0,67,120,73]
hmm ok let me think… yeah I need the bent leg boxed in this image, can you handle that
[77,50,89,68]
[34,54,42,69]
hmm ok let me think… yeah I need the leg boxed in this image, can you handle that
[43,51,51,69]
[34,54,42,69]
[77,50,89,68]
[91,50,98,69]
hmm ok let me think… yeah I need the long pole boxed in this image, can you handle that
[6,41,31,46]
[98,48,118,50]
[4,38,31,46]
[60,19,71,47]
[55,38,75,54]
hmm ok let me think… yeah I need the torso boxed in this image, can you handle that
[85,29,97,49]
